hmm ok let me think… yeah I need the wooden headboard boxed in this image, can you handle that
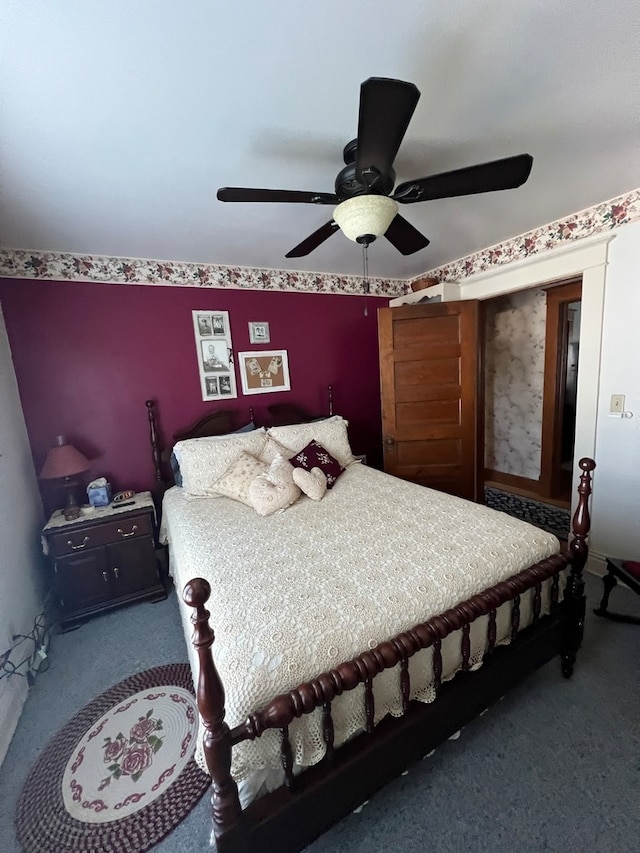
[146,385,334,488]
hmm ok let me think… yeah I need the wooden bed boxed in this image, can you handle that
[146,398,594,853]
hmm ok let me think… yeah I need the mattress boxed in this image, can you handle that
[160,463,560,798]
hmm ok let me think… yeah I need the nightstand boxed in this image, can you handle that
[42,491,167,631]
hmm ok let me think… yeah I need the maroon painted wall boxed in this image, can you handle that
[0,278,387,509]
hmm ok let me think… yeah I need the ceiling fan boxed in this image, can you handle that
[217,77,533,258]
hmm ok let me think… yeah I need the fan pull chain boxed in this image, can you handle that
[362,243,370,316]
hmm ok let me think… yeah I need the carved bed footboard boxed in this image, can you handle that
[184,458,594,853]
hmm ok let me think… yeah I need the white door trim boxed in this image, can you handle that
[445,233,614,521]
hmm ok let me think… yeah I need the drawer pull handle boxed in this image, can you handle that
[117,525,138,538]
[102,571,109,583]
[68,536,90,550]
[113,567,120,579]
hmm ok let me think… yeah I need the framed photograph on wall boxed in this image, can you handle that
[248,321,270,344]
[192,310,237,400]
[212,314,227,336]
[238,350,291,395]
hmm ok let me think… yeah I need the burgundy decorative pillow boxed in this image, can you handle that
[290,439,344,488]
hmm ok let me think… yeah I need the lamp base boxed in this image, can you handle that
[63,491,82,521]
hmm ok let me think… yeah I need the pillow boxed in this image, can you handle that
[289,439,344,488]
[292,466,327,501]
[257,435,293,466]
[173,428,267,495]
[233,421,258,434]
[248,455,301,517]
[171,421,258,487]
[169,451,183,487]
[267,415,354,468]
[210,451,267,506]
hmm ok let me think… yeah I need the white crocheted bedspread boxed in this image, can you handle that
[160,463,559,790]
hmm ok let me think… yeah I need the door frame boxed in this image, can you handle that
[441,233,613,519]
[539,279,582,500]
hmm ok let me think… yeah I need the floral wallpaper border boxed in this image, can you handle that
[411,188,640,286]
[0,188,637,296]
[0,249,404,298]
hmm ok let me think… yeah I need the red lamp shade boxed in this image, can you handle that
[39,435,90,480]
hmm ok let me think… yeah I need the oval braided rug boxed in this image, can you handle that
[15,663,210,852]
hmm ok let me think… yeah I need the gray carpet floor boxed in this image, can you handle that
[1,573,638,853]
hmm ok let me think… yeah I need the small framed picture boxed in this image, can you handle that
[201,340,230,373]
[196,313,213,337]
[212,314,227,336]
[248,321,270,345]
[219,375,233,395]
[238,350,291,395]
[205,376,219,396]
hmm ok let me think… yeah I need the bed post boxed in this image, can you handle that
[183,579,242,844]
[562,457,595,678]
[145,399,163,484]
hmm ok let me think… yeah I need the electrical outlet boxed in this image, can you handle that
[610,394,625,414]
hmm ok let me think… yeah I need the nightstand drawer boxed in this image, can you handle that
[48,512,152,558]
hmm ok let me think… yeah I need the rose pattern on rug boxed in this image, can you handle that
[100,707,164,791]
[61,684,199,824]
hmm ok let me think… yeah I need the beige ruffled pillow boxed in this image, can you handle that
[266,416,354,468]
[174,429,267,495]
[210,452,267,506]
[249,455,301,517]
[292,466,327,501]
[257,435,292,466]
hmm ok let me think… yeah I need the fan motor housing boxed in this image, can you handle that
[335,139,395,199]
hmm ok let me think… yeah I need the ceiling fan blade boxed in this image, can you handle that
[384,214,430,255]
[217,187,338,205]
[355,78,420,189]
[285,220,340,258]
[393,154,534,203]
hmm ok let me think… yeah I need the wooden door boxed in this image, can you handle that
[378,301,481,501]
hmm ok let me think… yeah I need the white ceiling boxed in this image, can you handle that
[1,0,639,280]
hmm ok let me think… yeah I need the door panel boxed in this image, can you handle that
[393,314,462,348]
[396,399,460,426]
[378,301,481,500]
[395,357,460,388]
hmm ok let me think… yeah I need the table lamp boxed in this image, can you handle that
[39,435,90,520]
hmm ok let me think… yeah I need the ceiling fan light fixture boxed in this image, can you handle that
[333,195,398,243]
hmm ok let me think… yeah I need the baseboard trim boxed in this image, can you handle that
[0,677,29,767]
[587,550,607,577]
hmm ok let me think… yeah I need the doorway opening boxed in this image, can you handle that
[483,277,582,518]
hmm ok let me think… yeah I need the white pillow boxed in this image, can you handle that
[248,455,301,517]
[267,416,354,469]
[211,451,267,506]
[174,428,267,495]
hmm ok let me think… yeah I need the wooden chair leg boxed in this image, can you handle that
[593,571,617,617]
[593,559,640,625]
